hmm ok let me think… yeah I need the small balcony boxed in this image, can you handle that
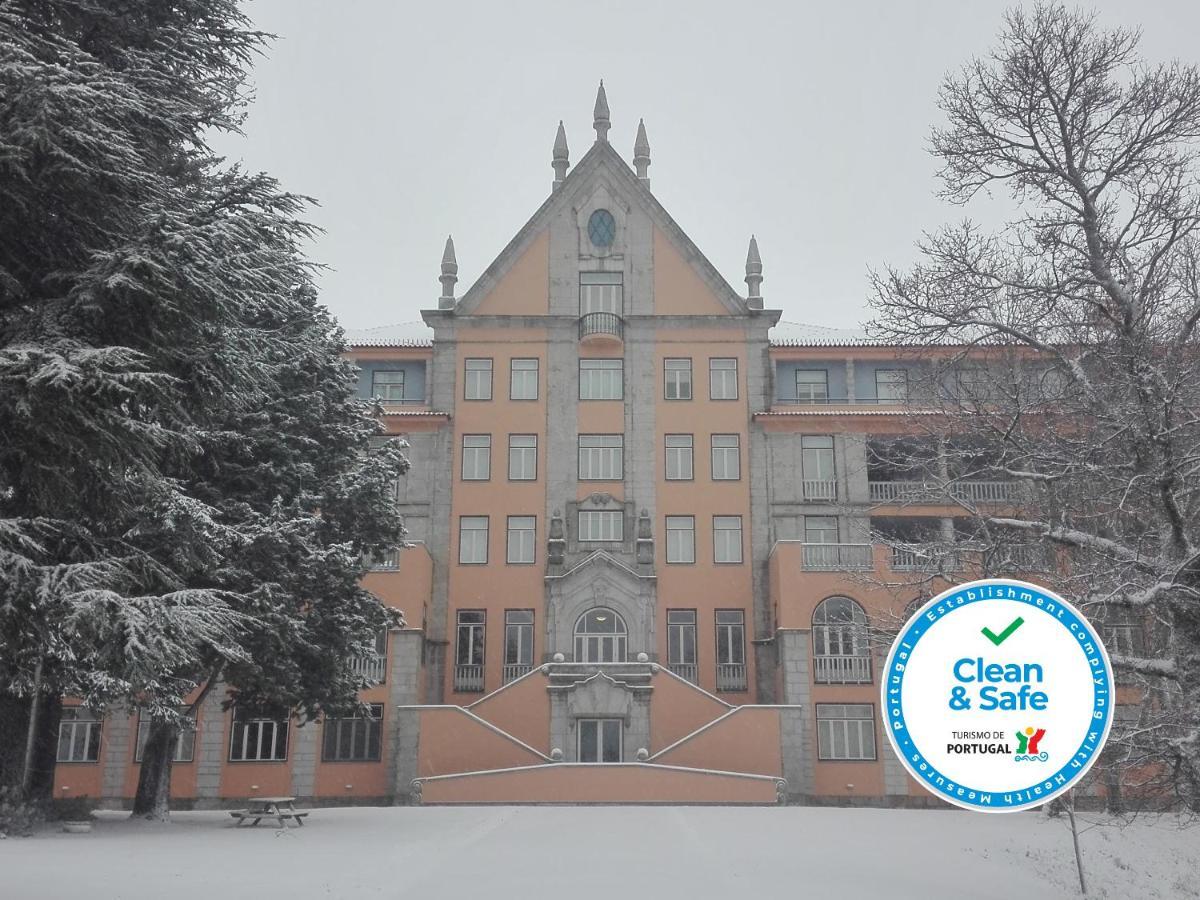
[813,655,872,684]
[668,662,698,684]
[802,479,838,502]
[454,664,484,693]
[890,544,962,572]
[800,543,874,571]
[715,663,747,692]
[502,663,533,684]
[366,548,400,571]
[349,654,387,684]
[578,312,624,344]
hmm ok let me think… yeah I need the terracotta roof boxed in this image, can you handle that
[344,321,434,348]
[768,321,883,348]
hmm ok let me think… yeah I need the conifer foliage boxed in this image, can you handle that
[0,1,407,818]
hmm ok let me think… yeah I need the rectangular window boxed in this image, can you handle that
[802,435,837,500]
[579,359,623,400]
[578,718,622,763]
[578,510,623,543]
[509,358,539,400]
[464,358,493,400]
[664,358,693,400]
[579,272,623,315]
[665,434,694,480]
[57,708,102,763]
[461,434,491,481]
[804,515,839,544]
[504,610,534,682]
[875,369,908,404]
[709,358,738,400]
[322,705,383,763]
[667,609,697,670]
[508,434,537,481]
[795,369,829,403]
[134,709,195,763]
[455,611,486,689]
[713,516,744,564]
[710,434,741,480]
[458,516,489,564]
[715,610,747,691]
[816,703,877,760]
[665,515,696,564]
[371,370,406,402]
[801,435,835,480]
[229,706,289,762]
[506,515,536,564]
[578,434,623,480]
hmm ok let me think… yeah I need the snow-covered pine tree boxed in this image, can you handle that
[0,1,407,818]
[869,4,1200,810]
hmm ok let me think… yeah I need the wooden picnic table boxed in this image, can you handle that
[229,796,309,828]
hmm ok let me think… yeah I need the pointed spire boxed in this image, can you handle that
[551,120,570,191]
[633,118,651,184]
[593,80,610,143]
[745,235,763,310]
[438,235,458,310]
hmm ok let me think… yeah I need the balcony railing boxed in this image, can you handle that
[774,396,908,406]
[813,655,872,684]
[349,654,387,684]
[800,543,874,571]
[578,312,624,342]
[715,663,747,692]
[668,662,698,684]
[868,480,1022,504]
[366,548,400,570]
[890,544,962,572]
[802,479,838,501]
[502,663,533,684]
[454,664,484,692]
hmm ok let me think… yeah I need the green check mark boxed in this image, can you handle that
[981,616,1024,646]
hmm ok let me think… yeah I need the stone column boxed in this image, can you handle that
[388,629,425,804]
[193,684,229,808]
[99,703,132,809]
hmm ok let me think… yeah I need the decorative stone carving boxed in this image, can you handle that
[566,672,633,721]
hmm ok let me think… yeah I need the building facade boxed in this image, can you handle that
[55,86,1138,808]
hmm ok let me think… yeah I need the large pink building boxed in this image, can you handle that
[54,86,1140,808]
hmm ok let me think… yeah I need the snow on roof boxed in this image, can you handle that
[343,321,433,348]
[768,321,883,348]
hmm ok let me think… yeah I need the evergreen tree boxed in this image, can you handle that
[0,0,406,818]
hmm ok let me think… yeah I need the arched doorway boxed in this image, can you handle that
[574,608,627,663]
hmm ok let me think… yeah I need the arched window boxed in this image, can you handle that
[812,597,871,684]
[574,608,627,663]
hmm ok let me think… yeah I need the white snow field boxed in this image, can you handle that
[2,806,1197,899]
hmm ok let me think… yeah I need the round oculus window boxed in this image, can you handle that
[587,209,616,248]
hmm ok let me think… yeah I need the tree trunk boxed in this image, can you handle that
[20,656,43,795]
[131,721,177,821]
[1065,791,1088,896]
[1173,598,1200,811]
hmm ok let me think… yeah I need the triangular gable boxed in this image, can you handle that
[454,141,747,317]
[471,230,549,316]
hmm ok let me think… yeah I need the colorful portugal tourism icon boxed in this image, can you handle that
[881,579,1114,812]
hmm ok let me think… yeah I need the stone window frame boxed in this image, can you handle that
[815,703,878,761]
[566,496,635,555]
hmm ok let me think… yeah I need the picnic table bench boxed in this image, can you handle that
[229,796,309,828]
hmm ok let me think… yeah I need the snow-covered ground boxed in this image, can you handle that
[2,806,1196,899]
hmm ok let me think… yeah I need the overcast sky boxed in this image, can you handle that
[209,0,1200,331]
